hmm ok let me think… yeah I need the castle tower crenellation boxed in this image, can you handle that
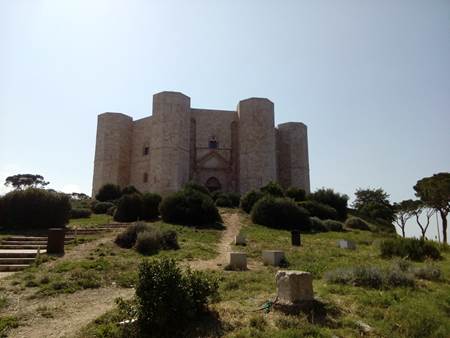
[92,92,310,196]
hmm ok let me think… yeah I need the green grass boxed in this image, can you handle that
[0,316,19,338]
[68,214,112,228]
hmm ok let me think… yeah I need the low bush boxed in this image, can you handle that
[214,192,240,208]
[412,265,441,281]
[135,230,162,255]
[380,237,441,261]
[325,265,415,289]
[115,222,179,254]
[95,183,122,202]
[141,193,162,220]
[91,201,115,214]
[310,217,329,233]
[215,194,233,207]
[136,258,218,336]
[183,181,211,196]
[121,185,141,195]
[324,219,344,232]
[159,189,221,226]
[114,193,143,222]
[251,196,311,231]
[299,200,338,220]
[285,187,306,202]
[345,217,370,231]
[260,181,284,197]
[106,206,116,216]
[69,208,92,219]
[0,188,70,229]
[240,190,265,213]
[308,188,349,220]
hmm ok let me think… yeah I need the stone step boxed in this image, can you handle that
[0,264,30,272]
[5,236,47,241]
[0,244,46,250]
[0,257,35,264]
[0,250,44,258]
[2,241,48,245]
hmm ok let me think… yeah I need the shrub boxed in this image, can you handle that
[240,190,265,213]
[114,193,143,222]
[324,219,344,232]
[0,188,70,229]
[95,183,122,202]
[412,265,441,281]
[308,188,349,220]
[215,194,233,207]
[345,217,370,231]
[251,196,311,231]
[227,192,241,207]
[285,187,306,202]
[121,185,140,195]
[69,208,92,219]
[135,230,162,255]
[91,201,115,214]
[260,181,284,197]
[160,230,179,250]
[310,217,329,232]
[325,265,414,289]
[159,189,221,226]
[136,258,218,336]
[183,181,210,196]
[141,193,161,220]
[299,200,338,220]
[380,237,441,261]
[106,206,116,216]
[115,222,150,249]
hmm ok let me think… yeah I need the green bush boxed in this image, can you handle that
[345,217,370,231]
[141,193,161,220]
[251,196,311,231]
[412,265,441,281]
[324,219,344,232]
[160,230,180,250]
[299,200,338,220]
[380,237,441,261]
[159,189,221,226]
[91,201,115,214]
[310,217,329,233]
[183,181,210,196]
[0,188,70,229]
[121,185,140,195]
[115,222,150,248]
[95,183,122,202]
[213,192,241,208]
[240,190,265,213]
[215,194,233,207]
[325,265,415,289]
[135,230,162,255]
[285,187,306,202]
[308,188,349,220]
[114,193,143,222]
[69,208,92,219]
[260,181,284,197]
[136,258,218,337]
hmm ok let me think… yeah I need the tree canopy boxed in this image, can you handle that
[393,199,417,238]
[353,188,395,223]
[414,173,450,244]
[4,174,49,190]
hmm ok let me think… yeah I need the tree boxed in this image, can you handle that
[308,188,349,220]
[393,199,416,238]
[414,173,450,244]
[353,188,395,223]
[4,174,49,190]
[410,200,435,239]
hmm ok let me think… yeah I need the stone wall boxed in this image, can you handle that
[130,116,153,192]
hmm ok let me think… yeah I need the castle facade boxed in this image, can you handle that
[92,91,310,196]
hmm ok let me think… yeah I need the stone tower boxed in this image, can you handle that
[92,91,310,197]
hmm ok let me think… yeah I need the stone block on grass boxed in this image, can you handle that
[229,252,247,270]
[262,250,285,266]
[337,239,356,250]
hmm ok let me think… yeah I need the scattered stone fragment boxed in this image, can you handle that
[276,270,314,303]
[228,252,247,270]
[235,234,246,246]
[337,239,356,250]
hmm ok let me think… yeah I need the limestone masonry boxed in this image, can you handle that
[92,91,310,196]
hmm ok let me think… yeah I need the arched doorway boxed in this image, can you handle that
[205,177,221,192]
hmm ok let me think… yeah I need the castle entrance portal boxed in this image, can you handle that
[205,177,221,192]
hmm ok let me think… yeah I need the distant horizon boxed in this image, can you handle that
[1,0,449,240]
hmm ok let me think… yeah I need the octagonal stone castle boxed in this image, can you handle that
[92,91,310,196]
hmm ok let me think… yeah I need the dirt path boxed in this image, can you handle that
[189,211,243,270]
[8,287,134,338]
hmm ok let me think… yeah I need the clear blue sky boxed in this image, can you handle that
[1,0,449,239]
